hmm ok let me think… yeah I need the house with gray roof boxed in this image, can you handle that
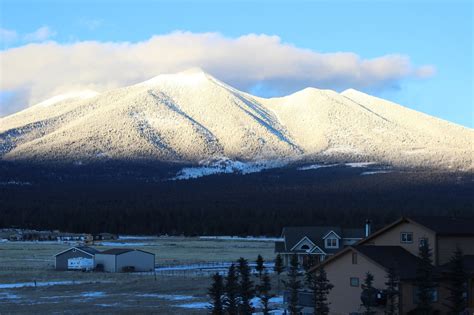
[94,248,155,273]
[275,224,366,267]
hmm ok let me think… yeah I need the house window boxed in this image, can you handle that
[400,232,413,244]
[300,244,310,250]
[325,238,338,248]
[350,277,359,287]
[413,287,438,303]
[352,252,358,264]
[419,238,428,247]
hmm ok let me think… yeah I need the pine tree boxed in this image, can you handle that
[415,240,437,314]
[257,270,275,315]
[237,257,255,315]
[308,266,333,315]
[208,273,224,315]
[303,254,317,285]
[361,272,377,315]
[224,264,239,315]
[283,253,302,315]
[274,254,284,293]
[385,266,399,315]
[256,254,265,279]
[445,247,467,314]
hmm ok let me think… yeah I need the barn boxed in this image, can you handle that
[94,249,155,272]
[54,246,100,271]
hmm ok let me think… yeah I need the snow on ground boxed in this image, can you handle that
[171,158,287,180]
[118,235,157,240]
[0,181,32,186]
[175,302,210,309]
[81,291,106,298]
[0,281,109,289]
[297,163,338,171]
[136,294,195,301]
[345,162,377,168]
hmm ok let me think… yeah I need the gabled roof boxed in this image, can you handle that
[354,246,422,280]
[359,216,474,245]
[279,226,364,254]
[312,245,423,280]
[290,236,316,251]
[322,230,341,240]
[54,246,100,257]
[98,248,154,256]
[410,216,474,236]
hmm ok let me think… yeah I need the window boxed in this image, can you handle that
[300,244,310,250]
[352,252,358,264]
[400,232,413,243]
[325,238,339,248]
[413,287,438,303]
[419,238,428,247]
[350,277,359,287]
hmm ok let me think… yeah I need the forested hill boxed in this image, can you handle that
[0,161,472,236]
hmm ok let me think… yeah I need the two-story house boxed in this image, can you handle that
[275,224,366,267]
[309,216,474,315]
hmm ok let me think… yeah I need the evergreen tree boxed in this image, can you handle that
[361,272,376,315]
[307,266,333,315]
[237,257,255,315]
[224,264,239,315]
[445,247,467,314]
[385,266,399,315]
[208,273,224,315]
[256,254,265,279]
[257,270,275,315]
[274,254,284,293]
[415,240,437,314]
[303,254,317,285]
[283,253,302,315]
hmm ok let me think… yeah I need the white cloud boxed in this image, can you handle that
[0,31,435,116]
[22,26,56,42]
[79,18,103,30]
[0,28,18,43]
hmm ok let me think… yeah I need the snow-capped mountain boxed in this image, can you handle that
[1,68,472,170]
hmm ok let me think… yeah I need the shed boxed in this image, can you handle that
[54,246,100,271]
[94,249,155,272]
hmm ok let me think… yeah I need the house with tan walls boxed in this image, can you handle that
[308,216,474,315]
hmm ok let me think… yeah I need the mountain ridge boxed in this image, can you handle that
[1,69,472,171]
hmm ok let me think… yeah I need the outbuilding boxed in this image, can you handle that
[94,249,155,273]
[54,246,100,271]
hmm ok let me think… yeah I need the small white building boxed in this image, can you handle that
[94,249,155,273]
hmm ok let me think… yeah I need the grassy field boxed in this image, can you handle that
[0,237,280,314]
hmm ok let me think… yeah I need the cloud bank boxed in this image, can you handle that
[0,31,435,116]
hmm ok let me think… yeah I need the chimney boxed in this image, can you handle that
[365,219,371,237]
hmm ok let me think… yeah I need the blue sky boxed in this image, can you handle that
[1,0,472,127]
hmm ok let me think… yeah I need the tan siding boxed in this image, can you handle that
[325,249,387,315]
[437,236,474,265]
[368,222,436,260]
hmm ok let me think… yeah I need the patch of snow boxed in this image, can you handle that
[0,280,109,289]
[345,162,377,168]
[0,292,20,300]
[81,291,105,298]
[175,302,210,309]
[297,163,338,171]
[0,181,32,186]
[118,235,156,240]
[136,294,195,301]
[171,158,287,180]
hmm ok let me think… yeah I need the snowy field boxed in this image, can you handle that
[0,236,280,314]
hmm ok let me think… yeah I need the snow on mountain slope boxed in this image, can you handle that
[0,69,472,170]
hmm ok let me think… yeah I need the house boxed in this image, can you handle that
[94,249,155,273]
[308,216,474,314]
[54,246,100,271]
[275,224,366,266]
[92,232,118,241]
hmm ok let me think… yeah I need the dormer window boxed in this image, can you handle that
[325,238,339,248]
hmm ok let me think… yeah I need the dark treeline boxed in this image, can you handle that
[0,161,473,236]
